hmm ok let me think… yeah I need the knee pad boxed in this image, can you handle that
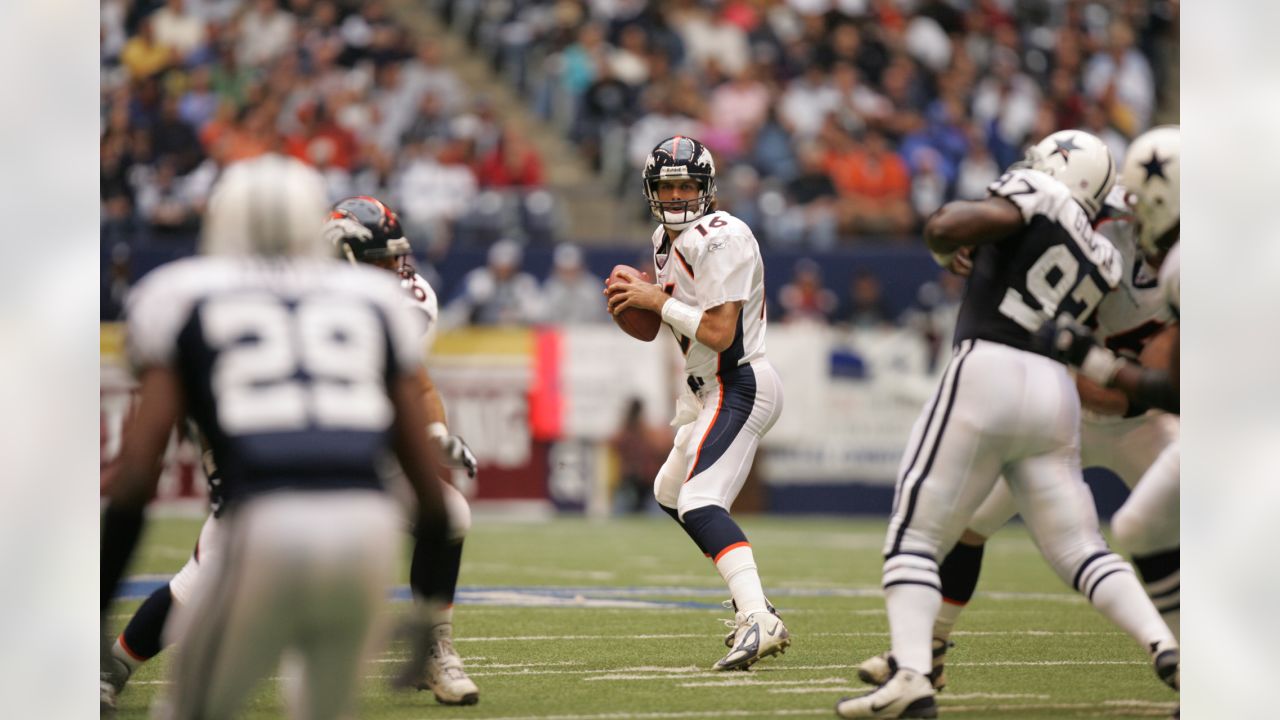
[883,552,940,592]
[680,505,748,560]
[442,481,471,542]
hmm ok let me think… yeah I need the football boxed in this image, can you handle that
[606,264,662,341]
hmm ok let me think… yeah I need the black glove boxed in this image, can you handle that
[1034,318,1096,366]
[1034,317,1123,385]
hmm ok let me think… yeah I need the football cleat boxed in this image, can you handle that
[100,677,117,715]
[415,623,480,706]
[1152,642,1179,691]
[721,598,780,648]
[713,610,790,671]
[857,638,951,691]
[836,668,938,719]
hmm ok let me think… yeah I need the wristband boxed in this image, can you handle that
[426,421,449,440]
[661,297,702,339]
[1079,346,1125,386]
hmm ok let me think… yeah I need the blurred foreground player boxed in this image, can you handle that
[607,136,789,670]
[835,131,1178,718]
[100,154,450,719]
[103,197,482,707]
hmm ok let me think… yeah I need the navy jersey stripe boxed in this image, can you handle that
[890,340,975,556]
[687,364,757,481]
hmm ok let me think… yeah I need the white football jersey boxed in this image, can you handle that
[1093,216,1175,353]
[650,210,768,380]
[399,269,440,354]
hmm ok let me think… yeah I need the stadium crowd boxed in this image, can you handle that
[100,0,1177,318]
[444,0,1177,244]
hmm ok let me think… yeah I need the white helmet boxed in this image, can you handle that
[201,153,330,258]
[1119,125,1180,258]
[1023,130,1117,220]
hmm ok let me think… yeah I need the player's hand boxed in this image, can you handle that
[607,277,665,314]
[1034,317,1096,366]
[1034,318,1125,385]
[437,433,478,478]
[949,247,974,277]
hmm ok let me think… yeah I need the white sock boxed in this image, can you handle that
[1088,567,1177,653]
[885,583,941,676]
[931,599,965,642]
[715,544,768,616]
[111,636,144,673]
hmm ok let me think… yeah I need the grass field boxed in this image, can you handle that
[107,514,1177,719]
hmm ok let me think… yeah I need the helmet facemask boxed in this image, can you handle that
[644,173,716,231]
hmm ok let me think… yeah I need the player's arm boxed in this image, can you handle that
[417,367,478,477]
[1038,321,1179,414]
[606,276,744,352]
[390,368,450,537]
[1076,374,1131,416]
[101,367,185,614]
[923,197,1024,257]
[689,300,743,352]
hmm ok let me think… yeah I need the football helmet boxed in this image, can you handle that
[1022,130,1116,220]
[201,153,329,258]
[643,136,717,231]
[1119,125,1180,258]
[325,195,412,265]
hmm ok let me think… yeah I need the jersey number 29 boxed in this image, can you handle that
[999,245,1106,331]
[203,294,393,434]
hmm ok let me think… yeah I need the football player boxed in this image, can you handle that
[325,195,482,705]
[102,196,482,708]
[834,131,1178,718]
[1040,125,1182,644]
[606,136,790,670]
[100,154,451,719]
[857,160,1181,691]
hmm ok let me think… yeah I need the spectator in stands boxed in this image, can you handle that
[237,0,297,67]
[908,146,947,224]
[446,239,544,326]
[610,397,671,514]
[178,65,219,131]
[121,17,174,79]
[540,243,608,324]
[837,270,892,329]
[403,40,467,114]
[285,101,359,171]
[778,258,838,325]
[779,142,838,248]
[150,0,207,62]
[476,122,544,189]
[1081,101,1130,169]
[1084,21,1156,137]
[394,138,478,254]
[399,91,452,147]
[779,63,840,140]
[134,158,202,237]
[825,128,914,236]
[954,124,1000,200]
[150,93,206,176]
[609,23,651,87]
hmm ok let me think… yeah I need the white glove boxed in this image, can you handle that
[428,422,477,478]
[323,215,372,252]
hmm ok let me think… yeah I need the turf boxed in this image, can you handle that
[106,515,1178,719]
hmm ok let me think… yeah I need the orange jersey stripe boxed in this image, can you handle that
[686,382,725,482]
[713,541,751,563]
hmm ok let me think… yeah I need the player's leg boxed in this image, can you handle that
[1004,449,1179,689]
[1112,443,1180,638]
[408,480,480,704]
[677,361,786,670]
[857,479,1015,689]
[841,340,1005,718]
[653,421,709,554]
[291,492,401,720]
[106,513,221,699]
[163,514,289,720]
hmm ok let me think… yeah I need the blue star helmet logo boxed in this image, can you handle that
[1141,151,1168,183]
[1050,134,1081,161]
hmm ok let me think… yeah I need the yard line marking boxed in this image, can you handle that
[421,630,1120,643]
[418,709,834,720]
[679,677,849,688]
[940,702,1174,716]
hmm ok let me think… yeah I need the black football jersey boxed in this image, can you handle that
[953,168,1124,355]
[126,256,426,510]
